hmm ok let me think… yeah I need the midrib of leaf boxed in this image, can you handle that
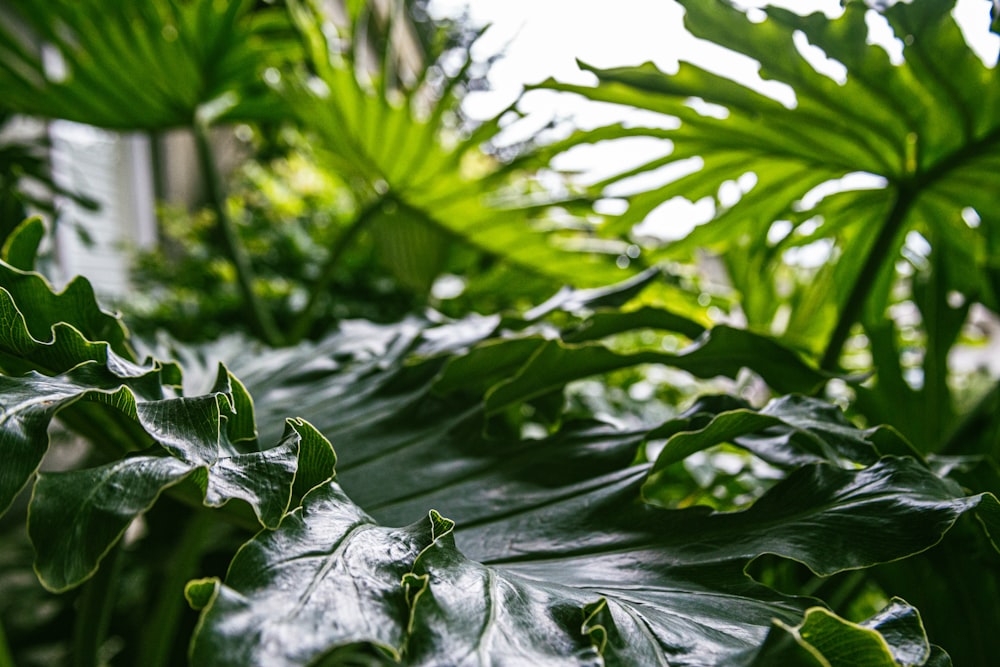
[821,126,1000,370]
[820,185,914,371]
[476,568,499,665]
[616,602,672,667]
[287,521,371,619]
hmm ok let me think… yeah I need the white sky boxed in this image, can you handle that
[428,0,997,125]
[426,0,999,241]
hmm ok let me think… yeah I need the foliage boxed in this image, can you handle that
[0,0,624,345]
[537,0,1000,449]
[1,229,999,664]
[530,2,1000,660]
[1,0,1000,665]
[0,0,299,128]
[246,0,628,342]
[126,149,421,342]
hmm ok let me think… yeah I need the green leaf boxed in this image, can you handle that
[190,448,988,665]
[184,305,997,665]
[861,598,934,667]
[6,358,333,590]
[0,259,335,590]
[753,603,934,667]
[5,249,994,660]
[279,0,626,292]
[0,217,44,271]
[481,326,827,415]
[0,262,135,374]
[537,0,1000,367]
[0,0,299,129]
[646,394,917,475]
[186,482,430,666]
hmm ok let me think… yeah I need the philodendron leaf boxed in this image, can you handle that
[11,361,335,591]
[480,326,827,414]
[0,258,336,591]
[281,0,627,292]
[0,261,135,374]
[861,598,935,667]
[186,482,435,667]
[537,0,1000,364]
[750,600,944,667]
[645,394,920,476]
[1,216,45,271]
[189,448,987,664]
[177,301,1000,665]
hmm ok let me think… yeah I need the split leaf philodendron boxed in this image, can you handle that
[1,0,999,664]
[1,242,998,665]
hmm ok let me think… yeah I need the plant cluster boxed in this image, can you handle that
[0,0,999,665]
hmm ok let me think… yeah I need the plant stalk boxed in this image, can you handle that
[192,122,283,346]
[939,378,1000,456]
[72,545,124,667]
[289,198,383,342]
[823,570,870,616]
[136,510,215,667]
[0,618,13,667]
[820,186,915,371]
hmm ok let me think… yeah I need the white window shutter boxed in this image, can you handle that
[49,120,157,296]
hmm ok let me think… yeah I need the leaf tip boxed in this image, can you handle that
[185,577,221,610]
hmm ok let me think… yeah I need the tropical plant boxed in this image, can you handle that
[538,0,1000,442]
[0,0,304,344]
[120,0,600,343]
[531,0,1000,660]
[263,0,629,341]
[126,148,424,342]
[0,0,627,346]
[1,220,998,665]
[2,0,1000,665]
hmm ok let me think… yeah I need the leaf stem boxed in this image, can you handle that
[939,378,1000,457]
[72,544,123,667]
[192,122,283,347]
[0,618,13,667]
[823,570,869,616]
[820,186,915,371]
[289,197,383,342]
[136,509,215,667]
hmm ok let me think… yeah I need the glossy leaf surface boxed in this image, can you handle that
[0,262,335,591]
[184,289,996,665]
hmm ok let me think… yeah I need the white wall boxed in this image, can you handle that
[48,121,157,296]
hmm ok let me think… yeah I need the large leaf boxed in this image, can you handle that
[182,291,998,665]
[5,255,996,661]
[0,0,299,128]
[188,463,980,666]
[277,0,627,292]
[185,328,998,664]
[534,0,1000,367]
[0,262,335,591]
